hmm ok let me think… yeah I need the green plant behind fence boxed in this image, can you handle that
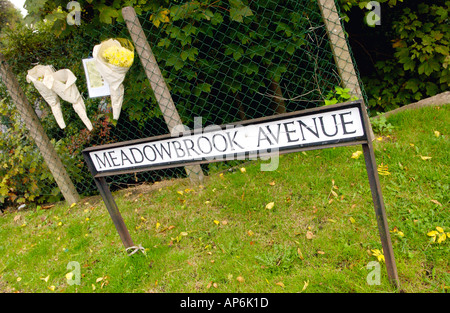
[0,0,366,208]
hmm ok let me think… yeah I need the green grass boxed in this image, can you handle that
[0,105,449,293]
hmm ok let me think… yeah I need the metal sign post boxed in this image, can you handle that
[83,100,399,287]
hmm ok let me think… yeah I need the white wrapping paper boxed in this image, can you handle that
[26,65,66,129]
[43,69,93,131]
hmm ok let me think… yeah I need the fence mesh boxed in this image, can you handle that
[0,0,366,208]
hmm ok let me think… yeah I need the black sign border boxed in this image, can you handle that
[83,101,367,177]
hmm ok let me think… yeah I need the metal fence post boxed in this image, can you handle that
[317,0,375,141]
[0,53,80,205]
[122,6,204,184]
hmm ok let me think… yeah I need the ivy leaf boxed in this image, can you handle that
[229,0,253,23]
[166,55,184,71]
[211,12,224,25]
[286,43,296,56]
[157,38,171,49]
[180,47,198,62]
[150,8,170,28]
[193,83,212,96]
[99,6,119,24]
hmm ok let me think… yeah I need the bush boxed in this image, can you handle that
[361,1,449,111]
[0,98,81,208]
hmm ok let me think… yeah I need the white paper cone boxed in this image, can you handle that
[93,39,131,120]
[72,100,93,131]
[44,69,93,131]
[26,65,66,129]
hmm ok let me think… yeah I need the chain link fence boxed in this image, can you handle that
[0,0,366,209]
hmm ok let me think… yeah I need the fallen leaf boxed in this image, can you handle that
[349,217,356,224]
[221,220,228,225]
[430,199,442,206]
[65,272,73,280]
[96,277,103,283]
[180,231,188,236]
[48,285,55,291]
[420,155,432,160]
[276,281,285,288]
[92,284,96,291]
[214,220,220,225]
[265,202,275,210]
[306,231,314,240]
[14,215,21,222]
[247,230,254,236]
[301,280,309,292]
[70,203,76,208]
[240,167,246,173]
[328,218,336,223]
[377,163,391,175]
[213,283,218,288]
[317,250,325,255]
[297,248,304,260]
[40,275,50,282]
[351,150,363,159]
[156,222,161,230]
[269,181,276,186]
[17,277,22,282]
[236,276,245,283]
[434,130,440,137]
[177,190,184,195]
[168,225,176,230]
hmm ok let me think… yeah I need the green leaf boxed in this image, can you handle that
[193,83,212,96]
[180,48,198,62]
[229,0,253,23]
[324,99,338,106]
[404,79,420,93]
[275,22,293,37]
[425,82,438,96]
[286,43,296,55]
[182,25,198,36]
[245,62,259,75]
[166,55,184,71]
[211,12,223,25]
[99,6,119,24]
[157,38,171,48]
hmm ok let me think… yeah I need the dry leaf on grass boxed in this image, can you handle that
[276,281,285,288]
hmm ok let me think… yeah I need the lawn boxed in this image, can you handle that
[0,104,448,293]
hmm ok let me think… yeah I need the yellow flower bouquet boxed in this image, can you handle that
[93,38,134,120]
